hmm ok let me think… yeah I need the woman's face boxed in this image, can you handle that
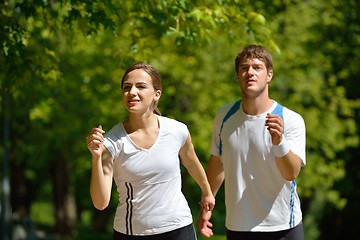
[122,69,161,114]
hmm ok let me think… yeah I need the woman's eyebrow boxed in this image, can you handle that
[123,81,148,85]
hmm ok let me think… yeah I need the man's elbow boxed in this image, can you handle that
[282,168,300,181]
[277,155,302,181]
[283,174,297,181]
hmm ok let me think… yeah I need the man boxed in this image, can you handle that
[198,45,306,240]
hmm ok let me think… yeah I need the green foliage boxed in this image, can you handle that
[1,0,359,239]
[31,201,55,226]
[1,0,273,237]
[264,1,360,239]
[198,235,226,240]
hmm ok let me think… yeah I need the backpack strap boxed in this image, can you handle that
[219,100,241,155]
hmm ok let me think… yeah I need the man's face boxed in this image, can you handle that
[237,58,273,98]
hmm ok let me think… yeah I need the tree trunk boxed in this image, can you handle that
[51,158,77,237]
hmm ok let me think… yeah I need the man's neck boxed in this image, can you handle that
[241,97,273,115]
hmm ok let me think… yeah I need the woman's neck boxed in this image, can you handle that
[125,112,159,133]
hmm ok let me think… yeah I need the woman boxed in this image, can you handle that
[86,62,215,240]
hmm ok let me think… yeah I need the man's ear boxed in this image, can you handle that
[267,70,273,83]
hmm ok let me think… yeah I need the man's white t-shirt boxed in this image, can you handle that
[210,100,306,232]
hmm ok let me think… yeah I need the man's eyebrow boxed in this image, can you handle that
[239,63,263,67]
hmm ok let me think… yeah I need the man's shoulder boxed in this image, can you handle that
[277,104,305,124]
[213,100,242,126]
[218,100,242,114]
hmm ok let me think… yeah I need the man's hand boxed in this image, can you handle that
[265,113,283,145]
[198,210,214,237]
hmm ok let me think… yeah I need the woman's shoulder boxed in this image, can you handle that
[104,122,126,141]
[158,115,185,125]
[158,115,188,132]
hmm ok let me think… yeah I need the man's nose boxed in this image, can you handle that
[247,66,255,74]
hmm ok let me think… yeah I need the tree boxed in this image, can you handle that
[262,0,360,239]
[4,1,358,239]
[1,0,274,238]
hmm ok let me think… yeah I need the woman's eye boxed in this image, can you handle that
[122,86,131,91]
[122,83,148,91]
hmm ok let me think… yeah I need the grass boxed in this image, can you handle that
[198,235,226,240]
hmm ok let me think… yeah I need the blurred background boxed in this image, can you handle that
[1,0,359,239]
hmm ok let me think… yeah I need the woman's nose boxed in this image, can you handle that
[129,86,137,94]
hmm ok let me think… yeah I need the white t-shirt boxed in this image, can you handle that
[104,116,193,235]
[210,100,306,232]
